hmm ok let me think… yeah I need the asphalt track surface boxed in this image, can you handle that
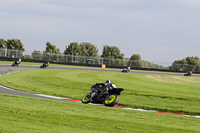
[0,64,200,100]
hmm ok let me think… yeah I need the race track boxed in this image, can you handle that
[1,64,200,118]
[1,64,200,100]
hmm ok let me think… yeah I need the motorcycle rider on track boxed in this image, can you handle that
[14,59,21,66]
[82,80,124,106]
[91,80,114,98]
[42,62,49,68]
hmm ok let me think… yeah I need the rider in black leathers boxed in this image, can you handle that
[90,80,113,98]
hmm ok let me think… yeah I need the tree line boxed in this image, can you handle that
[1,38,199,69]
[0,39,141,63]
[170,56,200,71]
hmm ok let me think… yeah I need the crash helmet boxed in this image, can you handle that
[106,80,112,84]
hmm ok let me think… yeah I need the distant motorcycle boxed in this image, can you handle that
[11,59,21,67]
[184,71,192,76]
[40,62,49,69]
[81,80,124,106]
[122,67,130,73]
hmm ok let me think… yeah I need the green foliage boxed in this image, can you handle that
[142,60,163,69]
[101,45,124,59]
[1,69,200,115]
[129,54,142,67]
[186,56,200,65]
[64,42,80,55]
[130,54,141,60]
[43,42,61,62]
[1,94,200,133]
[173,56,200,66]
[23,54,32,59]
[172,56,200,71]
[32,50,42,60]
[45,42,60,54]
[0,38,7,48]
[7,39,25,51]
[64,42,99,57]
[80,42,99,57]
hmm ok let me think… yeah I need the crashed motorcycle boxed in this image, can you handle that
[81,80,124,106]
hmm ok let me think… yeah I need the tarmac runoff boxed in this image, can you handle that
[0,67,200,119]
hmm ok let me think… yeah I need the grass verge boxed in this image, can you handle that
[0,93,200,133]
[0,69,200,116]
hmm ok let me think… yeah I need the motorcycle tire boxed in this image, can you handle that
[81,93,92,104]
[11,63,16,67]
[104,94,119,107]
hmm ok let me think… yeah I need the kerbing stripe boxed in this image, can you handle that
[36,94,63,99]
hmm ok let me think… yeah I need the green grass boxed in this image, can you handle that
[0,69,200,116]
[0,93,200,133]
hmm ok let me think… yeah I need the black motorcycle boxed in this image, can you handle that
[11,59,21,67]
[81,80,124,106]
[40,62,49,68]
[122,67,130,73]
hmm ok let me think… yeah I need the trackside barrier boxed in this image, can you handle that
[0,47,200,73]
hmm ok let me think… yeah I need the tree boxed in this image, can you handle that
[64,42,80,55]
[45,42,60,54]
[101,45,124,66]
[24,55,32,59]
[130,54,141,60]
[80,42,99,57]
[171,56,200,71]
[79,43,86,56]
[129,54,142,68]
[32,50,42,60]
[7,39,25,50]
[0,39,7,48]
[185,56,200,65]
[6,39,24,58]
[101,45,124,59]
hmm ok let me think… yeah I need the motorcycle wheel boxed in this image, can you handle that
[104,94,119,107]
[81,93,92,104]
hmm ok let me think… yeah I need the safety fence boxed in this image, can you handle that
[0,48,199,73]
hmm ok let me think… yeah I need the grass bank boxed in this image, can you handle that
[0,93,200,133]
[0,69,200,116]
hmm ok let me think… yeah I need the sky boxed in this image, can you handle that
[0,0,200,66]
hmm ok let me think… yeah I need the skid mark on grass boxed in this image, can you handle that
[173,76,200,84]
[146,75,183,84]
[146,75,200,84]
